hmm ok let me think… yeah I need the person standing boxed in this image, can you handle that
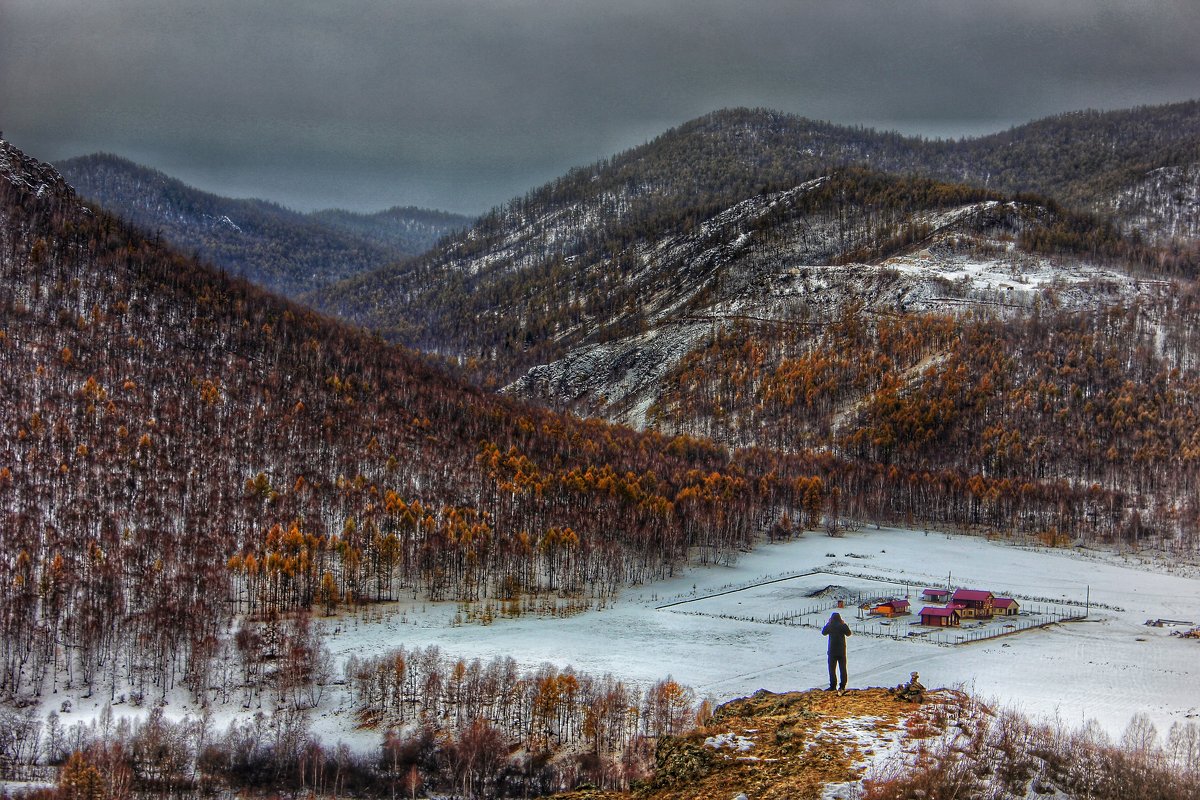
[822,612,852,693]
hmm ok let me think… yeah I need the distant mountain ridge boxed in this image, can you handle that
[314,100,1200,385]
[56,153,472,297]
[309,205,473,253]
[307,103,1200,545]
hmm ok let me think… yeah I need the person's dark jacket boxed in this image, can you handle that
[822,614,852,656]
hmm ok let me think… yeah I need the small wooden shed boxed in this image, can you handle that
[872,599,911,617]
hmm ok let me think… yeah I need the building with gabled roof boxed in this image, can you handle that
[871,599,910,617]
[993,597,1020,616]
[920,606,961,627]
[951,589,995,619]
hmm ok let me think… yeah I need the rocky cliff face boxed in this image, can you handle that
[1,138,74,201]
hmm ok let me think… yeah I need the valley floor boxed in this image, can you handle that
[33,527,1200,755]
[310,526,1200,746]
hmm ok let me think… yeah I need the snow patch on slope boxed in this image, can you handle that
[1111,163,1200,242]
[213,214,243,233]
[820,714,908,800]
[705,731,755,752]
[507,322,712,427]
[506,197,1154,428]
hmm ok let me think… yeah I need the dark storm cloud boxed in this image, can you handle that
[3,0,1198,214]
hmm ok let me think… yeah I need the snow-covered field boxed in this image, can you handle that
[312,526,1199,742]
[37,526,1200,753]
[662,569,1073,645]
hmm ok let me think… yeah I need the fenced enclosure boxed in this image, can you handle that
[659,569,1088,646]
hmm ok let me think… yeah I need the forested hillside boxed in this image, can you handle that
[309,205,471,254]
[647,297,1200,546]
[0,140,779,705]
[56,153,470,297]
[1,139,1174,712]
[504,172,1200,544]
[314,101,1200,384]
[300,104,1200,560]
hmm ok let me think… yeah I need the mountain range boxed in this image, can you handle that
[295,104,1200,539]
[313,101,1200,381]
[6,113,1186,712]
[56,153,472,297]
[28,102,1200,555]
[4,98,1200,798]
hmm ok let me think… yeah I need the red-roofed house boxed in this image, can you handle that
[921,588,951,603]
[920,606,961,627]
[871,599,911,617]
[993,597,1020,616]
[951,589,995,619]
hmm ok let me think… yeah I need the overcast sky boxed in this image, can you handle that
[2,0,1198,215]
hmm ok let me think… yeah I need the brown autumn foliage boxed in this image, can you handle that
[1,140,1187,709]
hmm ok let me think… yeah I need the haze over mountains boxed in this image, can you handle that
[56,153,472,297]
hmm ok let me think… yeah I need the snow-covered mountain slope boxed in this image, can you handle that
[504,185,1147,427]
[318,102,1200,396]
[509,321,714,428]
[1110,163,1200,242]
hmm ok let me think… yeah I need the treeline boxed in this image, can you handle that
[0,645,697,798]
[651,293,1200,547]
[1018,196,1200,278]
[346,646,696,761]
[482,100,1200,245]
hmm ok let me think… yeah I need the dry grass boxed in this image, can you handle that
[551,688,922,800]
[555,686,1200,800]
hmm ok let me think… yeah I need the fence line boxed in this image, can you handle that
[667,600,1086,646]
[819,567,1117,611]
[654,570,822,609]
[657,565,1096,646]
[666,590,876,626]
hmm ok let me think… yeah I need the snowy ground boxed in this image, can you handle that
[311,526,1199,742]
[39,526,1200,753]
[663,569,1074,645]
